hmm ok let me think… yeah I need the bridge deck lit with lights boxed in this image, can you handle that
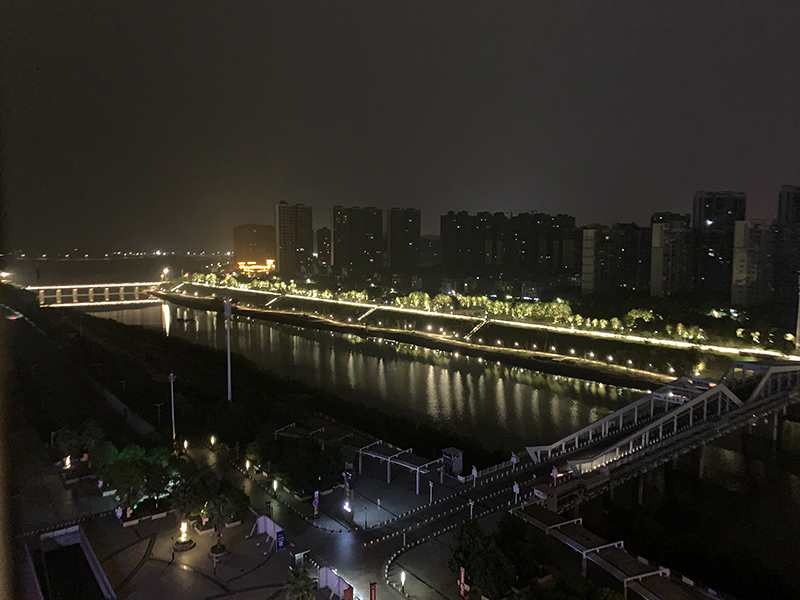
[26,282,161,307]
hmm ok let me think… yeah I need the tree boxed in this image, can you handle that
[109,459,147,508]
[54,428,82,459]
[171,479,203,518]
[284,567,317,600]
[80,420,105,454]
[472,538,516,600]
[171,463,206,517]
[492,512,550,581]
[625,308,658,328]
[143,461,171,506]
[408,291,431,310]
[432,294,454,312]
[92,440,119,479]
[448,519,487,575]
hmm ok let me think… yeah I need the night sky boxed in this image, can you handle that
[2,1,799,253]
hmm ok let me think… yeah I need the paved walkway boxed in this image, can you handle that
[84,511,293,600]
[187,441,548,600]
[13,426,118,536]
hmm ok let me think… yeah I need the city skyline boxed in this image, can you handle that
[4,186,797,258]
[3,2,799,253]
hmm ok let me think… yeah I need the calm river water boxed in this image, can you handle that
[91,302,644,450]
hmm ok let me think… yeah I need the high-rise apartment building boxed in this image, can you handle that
[777,185,800,226]
[692,191,746,299]
[440,210,580,280]
[232,224,275,273]
[274,201,313,276]
[316,227,331,266]
[330,206,383,274]
[692,191,746,229]
[582,223,651,296]
[731,220,776,306]
[774,185,800,304]
[441,211,481,274]
[651,220,694,298]
[387,208,421,274]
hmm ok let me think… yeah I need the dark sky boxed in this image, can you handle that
[2,1,799,252]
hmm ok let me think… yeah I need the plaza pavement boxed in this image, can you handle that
[187,440,542,600]
[13,426,119,536]
[85,511,294,600]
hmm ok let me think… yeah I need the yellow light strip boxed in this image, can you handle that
[27,282,160,290]
[41,299,160,308]
[185,282,800,361]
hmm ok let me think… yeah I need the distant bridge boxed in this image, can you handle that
[527,361,800,511]
[26,282,161,307]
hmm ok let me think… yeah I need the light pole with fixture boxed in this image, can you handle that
[224,297,232,402]
[168,372,177,446]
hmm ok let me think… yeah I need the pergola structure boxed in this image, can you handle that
[357,441,444,494]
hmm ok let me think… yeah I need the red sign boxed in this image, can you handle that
[460,566,466,598]
[370,582,377,600]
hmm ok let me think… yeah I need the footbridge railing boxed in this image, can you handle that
[526,376,714,464]
[566,362,800,475]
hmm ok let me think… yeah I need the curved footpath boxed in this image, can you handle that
[153,289,668,390]
[187,439,549,600]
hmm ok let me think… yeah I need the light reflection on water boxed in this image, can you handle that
[91,303,644,450]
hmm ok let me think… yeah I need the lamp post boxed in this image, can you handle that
[429,480,433,505]
[224,298,232,402]
[168,372,177,446]
[796,272,800,351]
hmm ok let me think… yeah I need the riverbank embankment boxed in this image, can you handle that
[153,289,669,390]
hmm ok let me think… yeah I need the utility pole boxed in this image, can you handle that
[168,372,177,445]
[795,272,800,351]
[225,298,232,402]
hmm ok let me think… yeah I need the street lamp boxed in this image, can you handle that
[224,298,232,402]
[168,372,177,446]
[210,435,216,447]
[162,267,169,281]
[401,570,406,593]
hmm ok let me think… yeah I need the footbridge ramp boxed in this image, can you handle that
[526,361,800,511]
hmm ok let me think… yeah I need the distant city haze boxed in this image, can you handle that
[2,2,799,253]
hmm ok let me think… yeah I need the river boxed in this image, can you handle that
[89,302,643,451]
